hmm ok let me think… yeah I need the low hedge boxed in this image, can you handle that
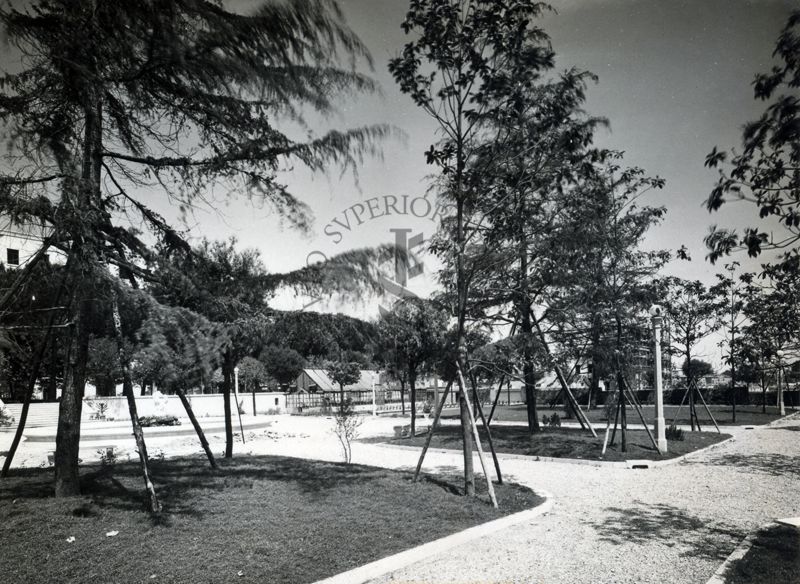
[138,415,181,427]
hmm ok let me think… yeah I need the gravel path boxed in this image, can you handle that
[2,413,798,583]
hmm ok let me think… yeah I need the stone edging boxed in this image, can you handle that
[705,522,772,584]
[373,434,736,469]
[311,490,554,584]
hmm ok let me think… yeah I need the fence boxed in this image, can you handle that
[285,387,460,415]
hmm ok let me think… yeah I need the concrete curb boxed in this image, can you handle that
[707,514,800,583]
[311,490,554,584]
[373,434,736,469]
[705,526,764,584]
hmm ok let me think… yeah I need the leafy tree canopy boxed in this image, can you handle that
[705,10,800,275]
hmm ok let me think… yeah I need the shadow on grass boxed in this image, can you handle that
[590,503,743,561]
[0,455,515,520]
[767,425,800,432]
[703,453,800,477]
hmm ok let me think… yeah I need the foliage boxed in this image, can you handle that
[332,398,362,463]
[542,413,561,428]
[665,425,685,442]
[0,405,14,427]
[681,359,715,379]
[663,278,721,386]
[236,356,271,392]
[260,346,305,388]
[378,298,448,386]
[268,311,379,359]
[704,10,800,274]
[325,360,362,396]
[138,415,181,428]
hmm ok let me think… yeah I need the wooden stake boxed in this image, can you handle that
[413,381,452,482]
[694,386,721,433]
[112,295,161,514]
[486,374,506,426]
[457,364,498,508]
[620,376,661,454]
[176,388,217,469]
[472,382,503,485]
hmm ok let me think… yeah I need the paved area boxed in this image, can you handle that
[2,413,798,583]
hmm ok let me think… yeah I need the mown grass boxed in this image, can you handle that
[376,424,730,461]
[450,404,794,427]
[0,455,543,584]
[723,523,800,583]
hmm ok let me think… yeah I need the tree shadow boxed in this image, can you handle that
[767,425,800,432]
[702,453,800,477]
[589,503,744,561]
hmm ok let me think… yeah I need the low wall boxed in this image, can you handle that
[82,392,288,421]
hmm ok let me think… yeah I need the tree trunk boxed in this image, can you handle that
[55,67,104,498]
[111,296,161,514]
[222,355,234,458]
[176,388,217,469]
[410,372,416,436]
[458,382,474,496]
[54,299,91,497]
[400,380,406,415]
[588,313,602,410]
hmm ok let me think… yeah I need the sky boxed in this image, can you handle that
[2,0,796,362]
[174,0,795,327]
[189,0,795,275]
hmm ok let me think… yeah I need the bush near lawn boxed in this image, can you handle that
[377,424,730,462]
[138,415,181,427]
[0,455,543,584]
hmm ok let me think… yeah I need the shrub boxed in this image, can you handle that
[0,406,14,427]
[332,398,362,463]
[666,425,684,441]
[542,413,561,428]
[138,415,181,427]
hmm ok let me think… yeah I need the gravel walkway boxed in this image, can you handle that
[2,413,798,583]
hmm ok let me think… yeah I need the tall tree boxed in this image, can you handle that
[663,278,721,430]
[378,297,447,436]
[709,264,755,422]
[390,0,555,496]
[325,359,361,410]
[0,0,385,497]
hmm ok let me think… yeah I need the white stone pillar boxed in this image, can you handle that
[651,307,668,454]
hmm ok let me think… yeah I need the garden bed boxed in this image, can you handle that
[0,455,543,584]
[453,404,795,427]
[376,424,730,462]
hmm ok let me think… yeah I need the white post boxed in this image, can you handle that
[651,307,668,453]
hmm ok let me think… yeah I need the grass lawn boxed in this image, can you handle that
[451,404,797,427]
[376,424,730,462]
[0,455,543,584]
[723,523,800,583]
